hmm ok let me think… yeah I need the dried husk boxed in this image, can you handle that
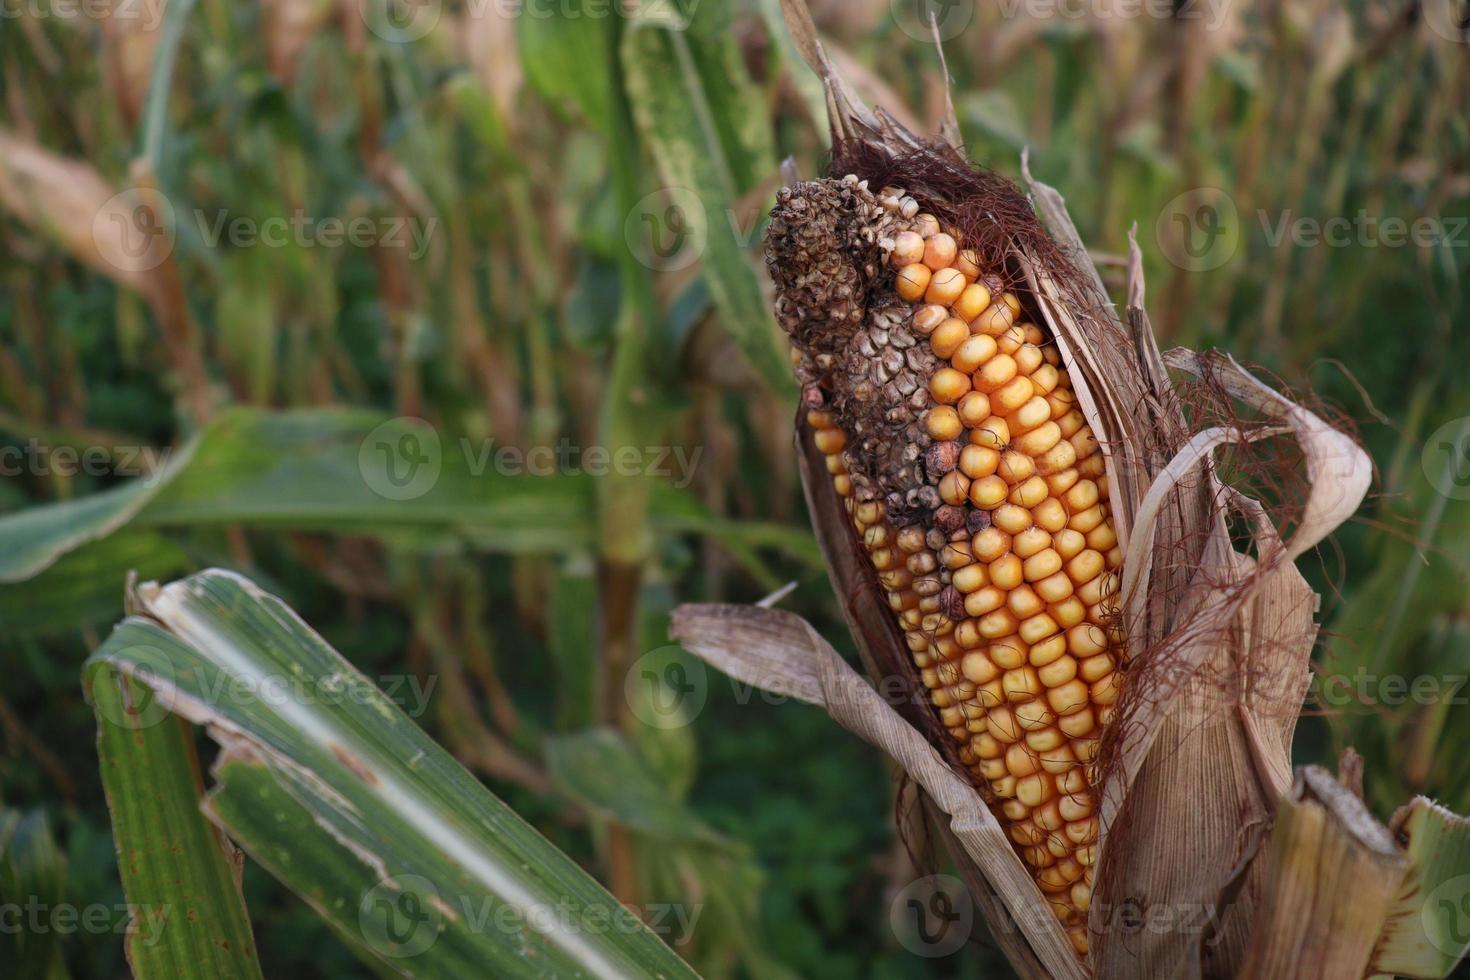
[671,4,1374,976]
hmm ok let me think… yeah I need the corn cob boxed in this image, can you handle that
[767,174,1124,955]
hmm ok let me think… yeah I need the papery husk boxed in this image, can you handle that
[1238,767,1409,978]
[674,4,1373,976]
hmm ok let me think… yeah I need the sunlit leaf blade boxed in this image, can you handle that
[86,569,699,980]
[85,666,263,980]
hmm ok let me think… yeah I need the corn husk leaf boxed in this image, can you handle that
[1239,767,1409,978]
[1369,797,1470,977]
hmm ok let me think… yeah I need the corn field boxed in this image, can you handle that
[0,0,1467,977]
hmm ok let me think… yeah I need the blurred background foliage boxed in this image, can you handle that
[0,0,1466,976]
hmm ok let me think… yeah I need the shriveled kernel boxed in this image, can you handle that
[896,263,931,301]
[926,267,967,305]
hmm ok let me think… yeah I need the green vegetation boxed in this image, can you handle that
[0,1,1465,976]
